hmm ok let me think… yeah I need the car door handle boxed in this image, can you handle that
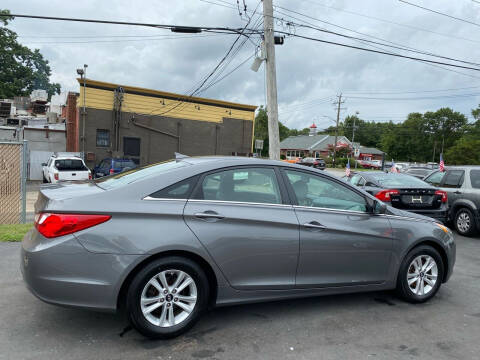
[303,221,326,230]
[454,191,462,194]
[194,212,225,220]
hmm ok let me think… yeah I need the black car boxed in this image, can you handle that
[423,166,480,236]
[298,157,326,170]
[347,172,448,223]
[403,167,433,179]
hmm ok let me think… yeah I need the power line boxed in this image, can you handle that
[2,13,262,36]
[274,30,480,71]
[343,85,480,95]
[399,0,480,28]
[297,0,480,44]
[273,5,480,67]
[20,33,229,45]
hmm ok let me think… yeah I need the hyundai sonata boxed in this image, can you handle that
[21,156,455,338]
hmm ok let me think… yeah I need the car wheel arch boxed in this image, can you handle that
[451,201,477,218]
[398,239,449,283]
[116,250,218,312]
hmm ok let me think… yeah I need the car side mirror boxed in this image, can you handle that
[366,197,386,214]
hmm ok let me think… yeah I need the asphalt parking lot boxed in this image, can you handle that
[1,232,479,360]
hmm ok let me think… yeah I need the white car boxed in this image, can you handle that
[42,155,91,184]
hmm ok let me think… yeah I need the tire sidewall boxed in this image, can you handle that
[126,257,209,339]
[397,246,444,303]
[455,208,475,236]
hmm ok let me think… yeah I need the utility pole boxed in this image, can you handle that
[263,0,280,160]
[333,93,344,167]
[352,111,358,168]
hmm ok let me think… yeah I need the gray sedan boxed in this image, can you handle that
[21,156,456,339]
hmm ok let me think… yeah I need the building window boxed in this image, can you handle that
[123,137,141,158]
[96,129,110,147]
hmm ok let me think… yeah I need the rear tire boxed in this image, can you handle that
[454,208,476,236]
[396,245,444,303]
[126,257,209,339]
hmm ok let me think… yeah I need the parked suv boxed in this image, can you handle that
[93,158,137,178]
[423,166,480,236]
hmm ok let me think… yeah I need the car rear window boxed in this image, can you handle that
[54,159,87,171]
[370,173,430,187]
[95,160,190,189]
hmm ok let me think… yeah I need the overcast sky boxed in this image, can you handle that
[3,0,480,130]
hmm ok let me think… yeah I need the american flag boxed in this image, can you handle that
[391,160,398,173]
[439,153,445,172]
[345,159,351,177]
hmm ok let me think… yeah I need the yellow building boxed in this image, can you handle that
[74,79,257,167]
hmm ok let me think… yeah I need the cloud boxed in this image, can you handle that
[3,0,480,131]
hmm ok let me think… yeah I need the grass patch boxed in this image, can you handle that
[0,223,33,242]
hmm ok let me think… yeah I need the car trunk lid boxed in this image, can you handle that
[390,188,442,209]
[36,181,104,213]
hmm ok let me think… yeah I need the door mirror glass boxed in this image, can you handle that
[374,200,387,214]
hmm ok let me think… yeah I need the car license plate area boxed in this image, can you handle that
[401,195,433,207]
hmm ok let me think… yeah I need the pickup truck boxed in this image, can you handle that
[42,155,91,184]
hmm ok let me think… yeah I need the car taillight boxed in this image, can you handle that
[313,161,319,165]
[109,168,114,174]
[375,189,399,202]
[34,213,111,238]
[54,173,59,181]
[88,172,92,180]
[435,190,448,203]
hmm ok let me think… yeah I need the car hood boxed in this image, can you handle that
[385,205,438,223]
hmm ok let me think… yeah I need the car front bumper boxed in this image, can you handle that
[21,229,146,312]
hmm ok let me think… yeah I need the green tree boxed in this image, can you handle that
[254,106,290,157]
[445,138,480,165]
[0,10,60,99]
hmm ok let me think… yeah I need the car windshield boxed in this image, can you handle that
[95,160,190,189]
[370,173,430,187]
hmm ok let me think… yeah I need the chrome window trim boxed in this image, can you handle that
[143,196,187,202]
[293,205,368,215]
[187,198,293,208]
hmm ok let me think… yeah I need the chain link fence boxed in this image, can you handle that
[0,141,27,224]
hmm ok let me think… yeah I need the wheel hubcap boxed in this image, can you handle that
[407,255,438,296]
[140,269,197,327]
[457,212,470,233]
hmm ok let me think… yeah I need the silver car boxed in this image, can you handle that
[21,156,456,339]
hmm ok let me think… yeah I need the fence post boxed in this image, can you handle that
[21,140,28,223]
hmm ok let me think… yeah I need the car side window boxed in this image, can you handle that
[442,170,465,188]
[150,176,199,199]
[425,171,445,186]
[470,170,480,189]
[196,168,282,205]
[284,170,367,212]
[350,174,362,186]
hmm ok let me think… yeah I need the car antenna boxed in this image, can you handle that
[174,152,190,162]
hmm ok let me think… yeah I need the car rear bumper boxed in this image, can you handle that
[21,229,146,312]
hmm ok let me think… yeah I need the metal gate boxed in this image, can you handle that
[0,141,27,224]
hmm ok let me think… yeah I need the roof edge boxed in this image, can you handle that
[77,78,257,111]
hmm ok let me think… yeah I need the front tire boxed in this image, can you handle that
[42,174,48,183]
[454,208,476,236]
[126,257,209,339]
[396,245,444,303]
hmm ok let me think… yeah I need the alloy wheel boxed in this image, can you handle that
[407,255,438,296]
[457,212,471,233]
[140,269,197,327]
